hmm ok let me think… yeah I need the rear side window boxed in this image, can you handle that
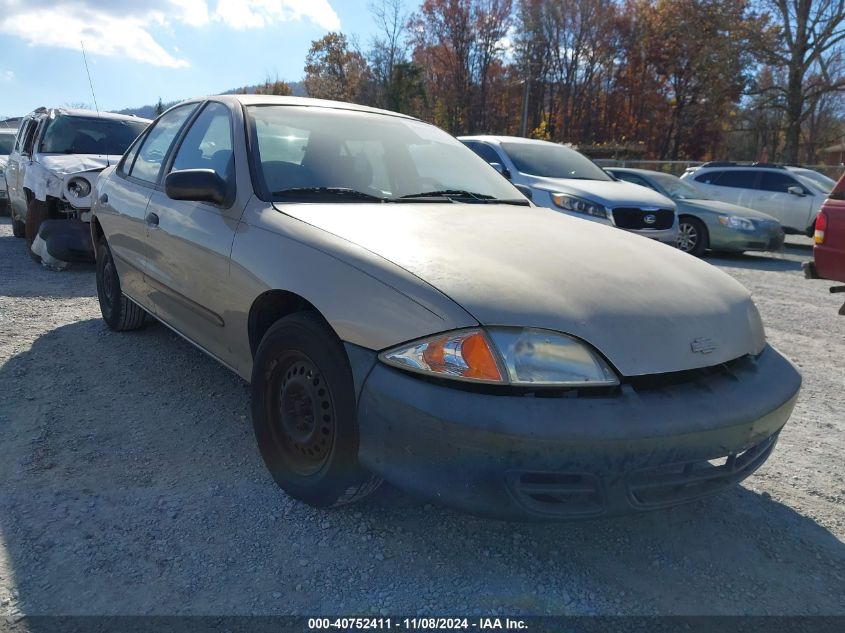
[713,170,757,189]
[759,171,804,194]
[129,104,198,184]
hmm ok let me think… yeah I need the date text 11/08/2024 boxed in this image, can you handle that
[308,618,529,630]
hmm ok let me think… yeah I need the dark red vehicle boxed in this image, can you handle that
[804,172,845,314]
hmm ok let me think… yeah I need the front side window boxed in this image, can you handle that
[648,172,709,199]
[759,171,804,194]
[130,104,197,184]
[466,142,504,165]
[500,142,611,181]
[21,120,39,155]
[247,105,525,203]
[39,115,148,155]
[170,102,234,180]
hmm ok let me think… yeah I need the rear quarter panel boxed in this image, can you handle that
[815,186,845,283]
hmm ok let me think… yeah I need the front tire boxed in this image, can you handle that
[676,216,708,257]
[25,198,50,262]
[251,313,381,508]
[96,240,146,331]
[11,214,25,238]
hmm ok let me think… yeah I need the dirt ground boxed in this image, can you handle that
[0,216,842,617]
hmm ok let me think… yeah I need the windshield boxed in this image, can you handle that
[792,170,835,194]
[0,135,14,155]
[247,105,525,202]
[648,172,711,200]
[40,115,148,155]
[500,142,611,181]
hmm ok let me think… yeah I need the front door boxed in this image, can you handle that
[100,104,199,307]
[752,171,816,232]
[142,101,242,366]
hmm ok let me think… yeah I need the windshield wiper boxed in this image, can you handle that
[397,190,529,205]
[399,189,493,201]
[271,187,386,202]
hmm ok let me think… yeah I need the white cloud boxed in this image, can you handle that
[215,0,340,30]
[2,70,13,81]
[0,0,340,67]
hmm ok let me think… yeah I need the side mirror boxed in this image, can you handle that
[489,162,512,180]
[787,185,806,197]
[514,184,533,201]
[165,169,227,205]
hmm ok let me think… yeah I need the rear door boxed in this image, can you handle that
[96,104,198,307]
[700,169,759,207]
[753,170,816,232]
[143,101,242,364]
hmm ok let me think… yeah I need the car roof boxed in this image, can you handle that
[27,107,152,124]
[693,162,788,171]
[175,94,418,121]
[605,167,675,178]
[458,135,561,146]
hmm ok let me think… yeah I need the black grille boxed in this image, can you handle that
[626,434,778,508]
[612,207,674,230]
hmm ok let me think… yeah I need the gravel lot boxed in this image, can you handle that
[0,215,843,618]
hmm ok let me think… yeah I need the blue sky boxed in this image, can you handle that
[0,1,398,118]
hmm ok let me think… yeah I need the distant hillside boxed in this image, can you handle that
[116,81,306,118]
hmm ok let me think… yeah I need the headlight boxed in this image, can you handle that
[747,303,766,355]
[67,176,92,198]
[379,328,619,387]
[718,215,755,231]
[551,193,609,219]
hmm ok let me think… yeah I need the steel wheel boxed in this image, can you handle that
[276,355,335,476]
[251,312,381,507]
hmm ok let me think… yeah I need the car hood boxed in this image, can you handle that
[36,153,120,176]
[678,199,780,223]
[281,202,763,376]
[0,156,7,170]
[526,176,675,209]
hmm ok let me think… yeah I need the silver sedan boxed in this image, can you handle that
[91,95,801,520]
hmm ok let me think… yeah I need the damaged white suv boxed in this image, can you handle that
[6,107,149,266]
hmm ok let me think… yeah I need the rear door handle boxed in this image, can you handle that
[99,193,108,204]
[145,212,159,226]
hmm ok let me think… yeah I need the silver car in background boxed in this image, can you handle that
[460,135,678,243]
[90,95,799,520]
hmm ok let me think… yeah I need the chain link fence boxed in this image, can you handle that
[593,159,845,180]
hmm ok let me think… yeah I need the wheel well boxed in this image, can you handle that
[678,214,707,229]
[248,290,324,357]
[90,216,104,247]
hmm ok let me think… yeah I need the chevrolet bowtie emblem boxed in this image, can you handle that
[691,337,717,354]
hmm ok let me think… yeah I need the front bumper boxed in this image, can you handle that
[356,345,800,520]
[710,222,785,253]
[32,218,95,264]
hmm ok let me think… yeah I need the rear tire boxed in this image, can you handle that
[251,312,381,508]
[96,240,146,331]
[676,216,709,257]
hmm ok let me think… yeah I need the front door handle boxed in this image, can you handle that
[99,193,108,204]
[145,212,159,226]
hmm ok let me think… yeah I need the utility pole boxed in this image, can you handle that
[520,71,531,138]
